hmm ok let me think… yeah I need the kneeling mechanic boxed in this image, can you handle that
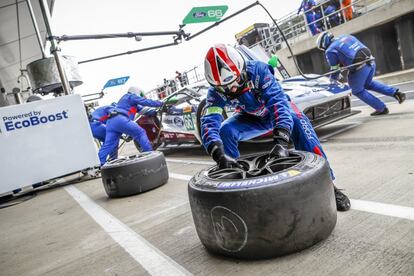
[201,44,351,211]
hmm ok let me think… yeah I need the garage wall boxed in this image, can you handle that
[396,13,414,69]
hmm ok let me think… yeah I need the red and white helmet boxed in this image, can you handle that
[204,44,247,96]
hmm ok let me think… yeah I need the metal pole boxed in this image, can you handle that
[194,67,199,82]
[54,31,184,42]
[38,0,71,95]
[78,41,178,64]
[26,0,46,58]
[321,3,328,30]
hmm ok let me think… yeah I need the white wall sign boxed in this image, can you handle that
[0,94,99,194]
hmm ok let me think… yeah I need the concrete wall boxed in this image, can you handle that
[276,0,414,76]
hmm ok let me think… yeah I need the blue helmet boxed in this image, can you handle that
[316,31,334,50]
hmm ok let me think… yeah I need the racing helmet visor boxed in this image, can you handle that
[214,73,248,96]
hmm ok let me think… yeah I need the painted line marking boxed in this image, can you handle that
[64,185,192,276]
[168,173,414,221]
[170,173,193,181]
[351,90,414,102]
[167,158,215,166]
[351,199,414,220]
[389,79,414,86]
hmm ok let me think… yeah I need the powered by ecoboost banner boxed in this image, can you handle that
[0,94,99,194]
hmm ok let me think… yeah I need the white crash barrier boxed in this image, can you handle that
[0,94,99,194]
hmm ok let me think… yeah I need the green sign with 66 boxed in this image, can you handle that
[183,6,228,24]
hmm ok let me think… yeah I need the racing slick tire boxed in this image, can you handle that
[188,151,337,259]
[101,152,169,198]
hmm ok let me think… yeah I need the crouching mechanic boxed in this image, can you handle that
[317,32,406,116]
[89,103,117,160]
[98,86,163,165]
[202,44,350,211]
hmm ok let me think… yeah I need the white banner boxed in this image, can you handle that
[0,94,99,194]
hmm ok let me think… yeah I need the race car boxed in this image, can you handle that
[136,45,358,149]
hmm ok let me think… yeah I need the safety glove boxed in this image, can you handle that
[269,128,290,158]
[268,54,279,68]
[208,141,242,169]
[164,96,178,104]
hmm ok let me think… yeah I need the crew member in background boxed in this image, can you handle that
[341,0,353,21]
[176,70,190,87]
[175,71,184,87]
[98,86,163,165]
[89,103,118,160]
[201,44,350,211]
[298,0,320,35]
[317,32,406,115]
[323,0,341,28]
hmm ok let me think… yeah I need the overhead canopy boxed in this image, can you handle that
[0,0,54,97]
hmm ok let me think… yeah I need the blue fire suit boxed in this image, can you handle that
[324,4,341,27]
[201,60,334,179]
[89,105,112,141]
[326,35,397,112]
[89,105,117,160]
[298,0,320,35]
[98,92,162,165]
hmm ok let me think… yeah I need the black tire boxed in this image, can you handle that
[101,152,169,198]
[188,151,337,259]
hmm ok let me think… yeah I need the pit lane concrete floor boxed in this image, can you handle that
[1,101,413,276]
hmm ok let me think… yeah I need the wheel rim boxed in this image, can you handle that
[207,153,303,180]
[105,152,153,166]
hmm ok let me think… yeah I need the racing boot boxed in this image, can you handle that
[334,186,351,211]
[370,107,389,116]
[393,89,406,104]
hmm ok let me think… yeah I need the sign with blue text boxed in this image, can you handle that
[0,95,99,194]
[103,76,130,89]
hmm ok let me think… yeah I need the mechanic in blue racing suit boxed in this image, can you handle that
[322,0,341,28]
[89,103,114,142]
[202,44,350,211]
[89,103,117,160]
[98,86,163,165]
[317,32,406,116]
[298,0,320,35]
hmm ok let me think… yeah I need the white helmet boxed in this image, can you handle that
[316,31,334,51]
[204,44,248,97]
[128,86,145,97]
